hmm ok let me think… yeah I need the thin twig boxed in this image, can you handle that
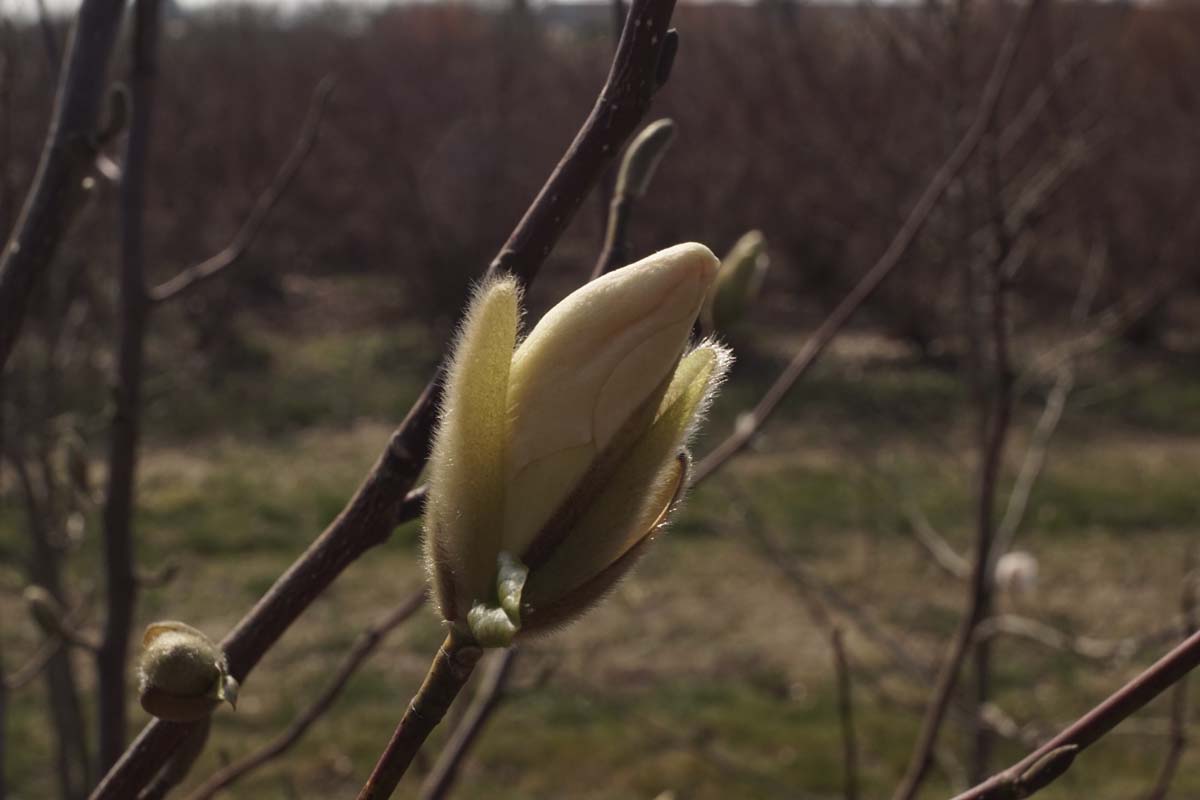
[831,628,860,800]
[148,76,335,304]
[91,0,678,794]
[893,2,1045,790]
[417,648,519,800]
[589,118,676,280]
[356,634,483,800]
[989,361,1071,562]
[953,628,1200,800]
[899,498,969,579]
[2,636,62,690]
[0,0,127,369]
[182,591,425,800]
[730,493,861,800]
[1142,555,1197,800]
[996,44,1088,156]
[974,615,1134,662]
[97,0,160,769]
[692,0,1038,486]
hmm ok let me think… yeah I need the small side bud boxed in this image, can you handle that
[138,621,236,722]
[467,552,529,648]
[615,119,677,200]
[1018,744,1079,795]
[24,586,69,639]
[701,230,770,332]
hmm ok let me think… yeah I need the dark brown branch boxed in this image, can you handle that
[137,717,210,800]
[831,628,860,800]
[148,76,335,304]
[692,0,1037,487]
[890,2,1044,792]
[96,0,160,770]
[899,498,969,579]
[731,492,865,800]
[356,634,483,800]
[1142,558,1197,800]
[2,635,62,690]
[91,0,677,794]
[10,448,92,797]
[953,628,1200,800]
[0,0,126,370]
[182,591,425,800]
[417,648,518,800]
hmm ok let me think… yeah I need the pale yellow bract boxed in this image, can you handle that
[424,243,732,645]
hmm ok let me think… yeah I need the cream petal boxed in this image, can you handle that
[502,244,719,550]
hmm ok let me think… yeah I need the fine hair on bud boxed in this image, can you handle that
[138,621,238,722]
[422,244,733,647]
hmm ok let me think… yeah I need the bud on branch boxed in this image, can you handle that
[424,243,732,646]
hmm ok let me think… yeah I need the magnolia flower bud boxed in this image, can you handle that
[425,243,732,646]
[138,621,238,722]
[701,230,769,332]
[24,586,68,639]
[615,119,676,200]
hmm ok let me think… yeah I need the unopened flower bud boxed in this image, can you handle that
[425,243,732,645]
[701,230,769,331]
[138,621,238,722]
[23,586,68,639]
[615,119,676,200]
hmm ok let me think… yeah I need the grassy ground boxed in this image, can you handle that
[2,276,1198,798]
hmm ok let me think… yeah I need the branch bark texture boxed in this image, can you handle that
[0,0,126,370]
[90,1,678,794]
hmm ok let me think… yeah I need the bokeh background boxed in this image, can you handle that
[1,0,1199,797]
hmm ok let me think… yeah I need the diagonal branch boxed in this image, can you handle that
[90,0,679,795]
[1142,556,1197,800]
[416,648,519,800]
[181,590,425,800]
[0,0,126,370]
[692,0,1038,486]
[953,628,1200,800]
[148,76,336,304]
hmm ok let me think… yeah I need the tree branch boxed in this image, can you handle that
[1142,557,1197,800]
[692,0,1038,486]
[147,76,335,304]
[356,634,482,800]
[0,0,126,370]
[182,591,425,800]
[416,648,519,800]
[891,3,1044,792]
[90,0,678,794]
[953,628,1200,800]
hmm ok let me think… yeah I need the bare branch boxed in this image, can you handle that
[2,636,62,690]
[1142,557,1197,800]
[357,634,482,800]
[148,76,336,304]
[416,648,519,800]
[990,368,1071,562]
[91,0,679,793]
[0,0,126,370]
[182,591,425,800]
[953,628,1200,800]
[831,628,860,800]
[693,0,1038,486]
[899,498,970,580]
[893,3,1046,792]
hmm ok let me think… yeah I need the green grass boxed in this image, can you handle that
[3,293,1199,799]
